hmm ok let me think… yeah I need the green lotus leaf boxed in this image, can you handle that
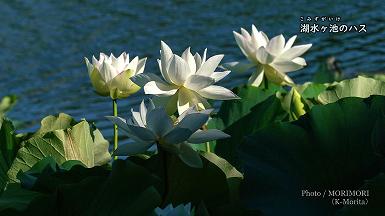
[337,173,385,216]
[0,183,41,212]
[278,87,307,121]
[7,118,111,182]
[0,118,19,193]
[35,113,77,135]
[131,152,244,215]
[318,76,385,104]
[240,96,385,215]
[214,83,284,129]
[214,95,287,168]
[203,83,284,152]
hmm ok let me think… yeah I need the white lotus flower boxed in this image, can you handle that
[131,41,239,114]
[106,99,230,168]
[85,52,147,99]
[231,25,312,86]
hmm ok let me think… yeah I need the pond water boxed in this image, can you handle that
[1,0,384,141]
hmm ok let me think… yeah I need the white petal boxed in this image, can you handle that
[177,88,193,115]
[146,108,173,137]
[195,54,224,77]
[182,47,196,73]
[105,116,131,134]
[178,143,203,168]
[87,60,109,95]
[264,65,294,85]
[184,75,215,91]
[167,55,191,85]
[240,28,251,40]
[177,106,196,123]
[284,35,297,50]
[100,61,120,83]
[202,48,207,63]
[85,57,93,75]
[113,142,154,156]
[248,66,264,87]
[252,25,268,47]
[92,55,100,67]
[139,100,147,125]
[188,129,230,143]
[261,31,270,44]
[152,94,178,115]
[110,54,119,68]
[177,88,210,114]
[194,53,202,69]
[292,57,307,66]
[131,110,145,127]
[130,73,166,87]
[160,41,174,83]
[136,57,147,74]
[280,44,312,60]
[270,60,304,73]
[125,56,139,73]
[211,71,231,82]
[233,31,249,58]
[222,61,254,73]
[198,85,240,100]
[256,47,274,64]
[163,127,193,145]
[266,34,285,56]
[143,81,178,96]
[126,124,157,142]
[177,112,209,132]
[147,98,156,111]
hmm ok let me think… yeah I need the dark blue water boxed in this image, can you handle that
[1,0,385,141]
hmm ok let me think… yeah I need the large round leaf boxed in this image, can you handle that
[318,76,385,104]
[212,83,284,130]
[240,96,385,215]
[1,159,160,216]
[7,118,111,182]
[215,95,287,168]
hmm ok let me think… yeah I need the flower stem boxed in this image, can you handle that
[205,142,211,153]
[202,124,211,153]
[158,146,169,206]
[113,99,118,160]
[263,75,269,89]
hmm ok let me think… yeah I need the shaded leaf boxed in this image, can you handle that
[215,95,287,168]
[240,96,385,215]
[215,84,284,129]
[0,183,41,212]
[131,152,243,215]
[0,119,19,192]
[337,173,385,216]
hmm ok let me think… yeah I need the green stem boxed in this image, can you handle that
[205,142,211,153]
[113,99,118,160]
[263,75,269,90]
[202,125,211,153]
